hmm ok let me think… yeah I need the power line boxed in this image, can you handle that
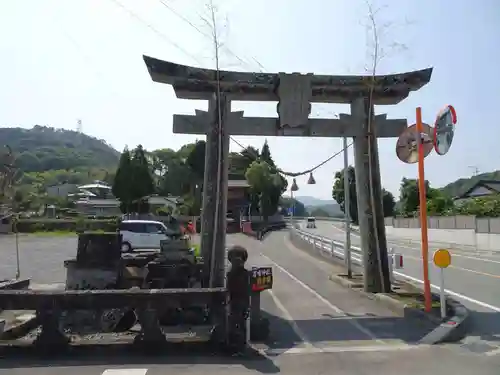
[156,0,260,71]
[229,136,353,177]
[108,0,349,177]
[109,0,205,66]
[152,0,351,176]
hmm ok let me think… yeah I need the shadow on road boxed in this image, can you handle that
[261,309,435,350]
[0,307,436,372]
[464,310,500,344]
[0,341,280,373]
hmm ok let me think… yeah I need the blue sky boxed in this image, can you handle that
[0,0,498,200]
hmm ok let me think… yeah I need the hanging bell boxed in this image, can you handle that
[291,178,299,191]
[307,172,316,185]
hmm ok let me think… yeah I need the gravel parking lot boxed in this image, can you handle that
[0,234,202,286]
[0,234,78,285]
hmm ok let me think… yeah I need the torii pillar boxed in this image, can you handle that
[142,55,433,292]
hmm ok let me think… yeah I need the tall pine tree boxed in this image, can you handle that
[130,145,155,213]
[112,145,155,214]
[259,140,287,217]
[260,140,275,167]
[112,147,133,214]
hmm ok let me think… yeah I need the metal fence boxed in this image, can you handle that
[384,216,500,234]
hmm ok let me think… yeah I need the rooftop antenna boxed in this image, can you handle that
[468,166,479,177]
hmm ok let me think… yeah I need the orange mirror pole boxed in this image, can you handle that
[416,107,432,313]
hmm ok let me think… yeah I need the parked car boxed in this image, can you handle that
[306,217,316,229]
[119,220,182,252]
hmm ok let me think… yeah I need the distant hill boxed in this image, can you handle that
[291,196,343,217]
[440,171,500,198]
[308,203,343,217]
[1,125,120,173]
[294,196,336,206]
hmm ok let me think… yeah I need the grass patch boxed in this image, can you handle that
[335,273,445,317]
[389,292,442,309]
[30,231,77,237]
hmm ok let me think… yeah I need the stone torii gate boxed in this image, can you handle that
[143,55,432,292]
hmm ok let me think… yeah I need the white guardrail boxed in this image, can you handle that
[292,226,404,283]
[284,216,344,222]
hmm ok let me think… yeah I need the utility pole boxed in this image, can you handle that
[468,166,479,176]
[342,137,352,278]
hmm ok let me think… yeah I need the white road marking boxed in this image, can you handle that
[266,289,314,349]
[101,370,148,375]
[256,239,385,344]
[392,271,500,313]
[262,343,422,356]
[301,224,500,313]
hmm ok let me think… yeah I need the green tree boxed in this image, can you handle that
[130,145,155,213]
[382,189,396,217]
[333,166,395,223]
[332,166,358,224]
[426,188,454,215]
[16,152,41,172]
[112,148,133,213]
[259,140,287,213]
[260,140,274,166]
[454,195,500,217]
[399,178,441,216]
[399,178,421,216]
[185,141,206,214]
[186,140,206,180]
[229,146,259,177]
[245,161,280,219]
[153,148,192,197]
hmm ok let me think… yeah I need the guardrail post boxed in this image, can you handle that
[388,248,394,284]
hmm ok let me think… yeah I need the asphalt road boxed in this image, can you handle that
[300,220,500,354]
[0,232,499,374]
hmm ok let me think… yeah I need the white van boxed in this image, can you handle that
[306,217,316,229]
[119,220,180,252]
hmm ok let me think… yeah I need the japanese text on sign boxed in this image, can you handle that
[251,267,273,291]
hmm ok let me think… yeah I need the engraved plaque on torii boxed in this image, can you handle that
[277,73,313,128]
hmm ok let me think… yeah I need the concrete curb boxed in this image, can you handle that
[289,232,469,344]
[328,273,469,344]
[418,298,469,344]
[328,274,444,325]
